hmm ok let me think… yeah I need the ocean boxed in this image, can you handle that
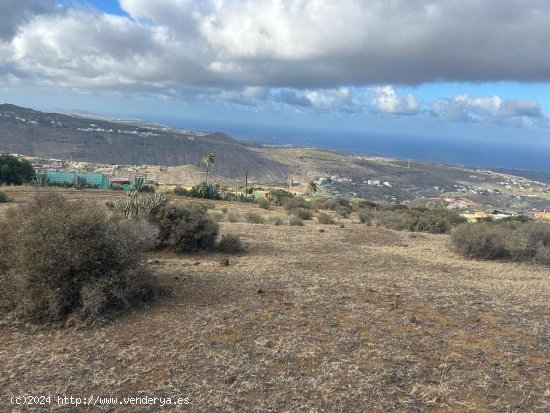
[161,117,550,172]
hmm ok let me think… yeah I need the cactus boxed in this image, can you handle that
[115,190,166,219]
[130,176,145,192]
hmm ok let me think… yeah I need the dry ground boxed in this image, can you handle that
[0,187,549,412]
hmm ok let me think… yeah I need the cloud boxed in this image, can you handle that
[0,0,57,40]
[430,94,545,126]
[366,86,420,116]
[4,0,550,93]
[0,0,549,129]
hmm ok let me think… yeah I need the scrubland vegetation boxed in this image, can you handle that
[1,187,549,412]
[452,219,550,264]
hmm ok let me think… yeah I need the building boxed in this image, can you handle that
[44,171,111,189]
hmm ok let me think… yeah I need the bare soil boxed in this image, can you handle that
[0,187,549,412]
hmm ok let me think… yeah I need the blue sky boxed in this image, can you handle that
[1,0,550,164]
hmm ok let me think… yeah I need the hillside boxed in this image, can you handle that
[2,104,550,210]
[1,187,549,412]
[0,104,289,180]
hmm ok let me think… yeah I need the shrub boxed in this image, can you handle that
[245,212,264,224]
[227,212,241,223]
[283,197,310,211]
[375,207,465,234]
[221,207,228,213]
[0,191,9,203]
[451,223,511,259]
[0,192,159,322]
[152,204,219,252]
[257,198,271,210]
[272,217,284,226]
[211,212,225,222]
[173,186,188,196]
[289,216,304,226]
[351,199,377,210]
[289,208,313,220]
[0,154,36,185]
[218,234,246,253]
[269,189,294,206]
[317,212,335,225]
[357,209,373,224]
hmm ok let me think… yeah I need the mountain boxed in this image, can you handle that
[0,104,289,180]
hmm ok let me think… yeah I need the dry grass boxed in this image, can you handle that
[1,187,549,412]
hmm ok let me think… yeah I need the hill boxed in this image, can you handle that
[0,104,289,180]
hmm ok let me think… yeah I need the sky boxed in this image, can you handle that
[1,0,550,164]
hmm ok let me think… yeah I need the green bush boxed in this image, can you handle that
[218,234,246,253]
[289,216,304,226]
[152,204,219,252]
[0,191,9,203]
[289,208,313,220]
[317,212,335,225]
[257,198,271,210]
[0,154,36,185]
[269,189,294,206]
[245,212,264,224]
[0,192,160,322]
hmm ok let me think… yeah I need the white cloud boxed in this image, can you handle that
[430,94,545,126]
[366,86,420,116]
[0,0,549,129]
[4,0,550,92]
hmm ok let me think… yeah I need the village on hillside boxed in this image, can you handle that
[7,152,550,223]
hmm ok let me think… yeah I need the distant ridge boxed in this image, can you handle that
[0,104,289,180]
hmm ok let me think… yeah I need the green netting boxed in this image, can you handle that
[45,171,111,189]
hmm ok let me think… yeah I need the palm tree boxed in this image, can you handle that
[307,181,318,195]
[202,152,215,185]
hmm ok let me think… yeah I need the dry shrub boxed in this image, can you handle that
[283,197,311,211]
[257,198,271,210]
[451,222,509,260]
[0,190,8,203]
[173,186,188,196]
[357,209,373,224]
[227,211,241,223]
[289,208,313,220]
[317,212,335,225]
[152,203,219,252]
[218,234,246,253]
[0,192,160,322]
[245,212,264,224]
[289,216,304,226]
[452,220,550,263]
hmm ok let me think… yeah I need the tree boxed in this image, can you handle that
[307,181,318,195]
[0,154,36,185]
[202,152,215,185]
